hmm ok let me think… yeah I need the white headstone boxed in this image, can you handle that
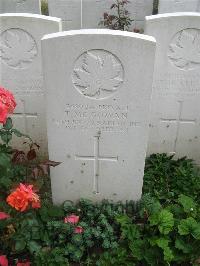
[47,0,82,30]
[0,0,41,14]
[42,29,156,204]
[145,13,200,164]
[159,0,200,13]
[48,0,154,31]
[0,14,61,156]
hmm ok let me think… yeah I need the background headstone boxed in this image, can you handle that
[42,29,156,204]
[48,0,154,31]
[145,13,200,164]
[159,0,200,13]
[47,0,81,30]
[0,14,61,156]
[0,0,41,14]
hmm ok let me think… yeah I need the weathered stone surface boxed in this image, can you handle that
[0,14,61,156]
[159,0,200,13]
[0,0,41,14]
[48,0,154,31]
[42,29,156,204]
[48,0,82,30]
[145,13,200,164]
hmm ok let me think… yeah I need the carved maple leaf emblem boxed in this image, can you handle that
[73,51,123,99]
[168,29,200,70]
[0,29,37,69]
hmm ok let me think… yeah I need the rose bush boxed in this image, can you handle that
[0,86,60,265]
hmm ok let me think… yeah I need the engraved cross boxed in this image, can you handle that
[75,131,118,194]
[11,99,38,137]
[160,101,196,154]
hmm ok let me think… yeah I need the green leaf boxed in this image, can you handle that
[116,215,141,241]
[40,231,50,244]
[71,234,83,245]
[0,131,12,144]
[143,247,161,265]
[156,238,174,262]
[178,194,197,215]
[15,240,26,251]
[129,239,144,260]
[175,238,193,254]
[63,200,75,212]
[178,217,199,237]
[116,215,132,227]
[3,117,13,130]
[0,152,10,167]
[28,240,41,254]
[192,224,200,239]
[31,227,41,240]
[139,194,161,217]
[0,176,12,189]
[149,209,174,235]
[39,206,49,222]
[11,128,23,137]
[127,224,141,241]
[48,205,64,217]
[11,128,32,141]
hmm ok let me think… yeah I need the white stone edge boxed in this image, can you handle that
[42,29,156,44]
[0,13,61,23]
[146,12,200,21]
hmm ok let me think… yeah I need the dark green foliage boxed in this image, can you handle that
[98,194,200,265]
[153,0,159,14]
[96,248,133,266]
[0,117,37,197]
[41,0,49,16]
[34,248,69,266]
[143,154,200,204]
[1,146,200,265]
[36,199,138,262]
[0,144,26,197]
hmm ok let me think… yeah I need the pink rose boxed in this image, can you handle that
[0,212,10,220]
[0,87,16,114]
[0,255,8,266]
[74,226,84,234]
[64,214,79,224]
[0,102,8,124]
[0,87,16,124]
